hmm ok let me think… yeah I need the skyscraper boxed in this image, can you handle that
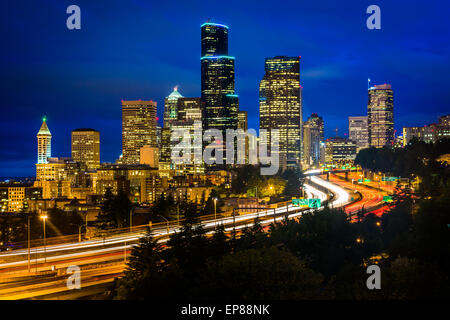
[163,87,183,128]
[37,117,51,164]
[201,22,238,134]
[259,56,302,170]
[303,113,323,166]
[122,100,157,164]
[348,116,369,152]
[71,128,100,170]
[368,84,394,148]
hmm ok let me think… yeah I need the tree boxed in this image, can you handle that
[96,188,132,230]
[194,247,327,299]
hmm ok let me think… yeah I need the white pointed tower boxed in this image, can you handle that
[37,116,51,164]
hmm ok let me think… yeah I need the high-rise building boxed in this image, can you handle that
[171,98,204,176]
[348,116,369,152]
[237,111,248,131]
[368,84,394,148]
[303,113,324,166]
[201,22,238,134]
[37,117,51,164]
[259,56,302,170]
[71,128,100,170]
[122,100,158,164]
[164,87,183,128]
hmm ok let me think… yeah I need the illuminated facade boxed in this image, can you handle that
[201,22,238,134]
[324,137,357,164]
[170,98,204,175]
[403,114,450,145]
[348,116,369,152]
[71,128,100,170]
[163,87,183,128]
[37,117,51,164]
[368,84,394,148]
[303,113,324,166]
[259,56,303,170]
[122,100,157,164]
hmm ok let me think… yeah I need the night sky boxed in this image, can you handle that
[1,0,449,177]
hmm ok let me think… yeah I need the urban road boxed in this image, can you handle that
[0,170,391,300]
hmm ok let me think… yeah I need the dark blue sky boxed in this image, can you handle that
[1,0,449,177]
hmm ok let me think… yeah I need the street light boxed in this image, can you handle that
[213,198,218,229]
[40,215,47,264]
[27,215,31,272]
[129,207,135,232]
[158,215,170,234]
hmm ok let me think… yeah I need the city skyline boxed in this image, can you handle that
[2,0,450,176]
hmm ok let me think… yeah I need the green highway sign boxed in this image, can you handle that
[292,198,321,208]
[382,177,398,182]
[308,198,321,208]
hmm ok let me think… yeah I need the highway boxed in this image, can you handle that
[0,171,356,300]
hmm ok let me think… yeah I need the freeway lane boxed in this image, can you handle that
[0,173,352,299]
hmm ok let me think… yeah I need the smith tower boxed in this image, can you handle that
[37,117,51,164]
[200,22,238,134]
[259,56,303,170]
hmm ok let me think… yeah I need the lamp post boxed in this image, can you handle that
[40,215,47,264]
[213,198,217,229]
[158,215,169,234]
[27,215,31,272]
[129,207,134,232]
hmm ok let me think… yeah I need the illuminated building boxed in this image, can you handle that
[170,98,204,176]
[403,114,450,145]
[201,22,238,134]
[0,183,42,212]
[35,157,89,199]
[71,128,100,170]
[259,56,302,170]
[237,111,249,164]
[37,117,51,164]
[324,137,357,164]
[368,84,394,148]
[164,87,183,128]
[122,100,158,164]
[348,116,369,152]
[160,88,184,177]
[140,145,159,168]
[94,164,163,203]
[303,113,324,166]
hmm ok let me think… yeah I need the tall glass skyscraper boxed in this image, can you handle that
[367,84,394,148]
[200,22,238,133]
[259,56,303,170]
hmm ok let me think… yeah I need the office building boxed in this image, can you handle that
[201,22,238,134]
[259,56,302,170]
[303,113,324,166]
[368,84,394,148]
[348,116,369,152]
[122,100,158,164]
[71,128,100,170]
[324,137,357,164]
